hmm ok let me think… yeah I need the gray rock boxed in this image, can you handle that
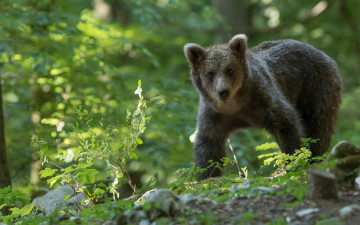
[230,183,250,192]
[126,189,185,224]
[125,205,148,225]
[315,217,342,225]
[145,189,185,217]
[308,168,338,200]
[296,208,319,218]
[178,194,200,205]
[135,189,158,204]
[257,186,276,193]
[139,220,151,225]
[339,204,360,218]
[356,170,360,190]
[327,141,360,188]
[32,185,85,215]
[329,141,360,159]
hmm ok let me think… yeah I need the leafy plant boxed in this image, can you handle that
[254,139,322,206]
[79,199,133,224]
[278,177,308,206]
[169,161,243,199]
[0,187,33,224]
[34,80,149,204]
[256,138,320,174]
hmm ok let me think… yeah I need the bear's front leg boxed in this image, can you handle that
[265,101,305,156]
[194,105,231,180]
[195,131,227,179]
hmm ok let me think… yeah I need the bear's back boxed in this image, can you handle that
[249,39,338,79]
[248,39,340,106]
[250,39,321,59]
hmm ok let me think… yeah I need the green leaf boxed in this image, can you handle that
[76,163,94,170]
[264,157,275,165]
[63,195,72,201]
[94,188,105,197]
[0,186,11,195]
[39,168,58,178]
[10,203,34,217]
[64,166,75,174]
[47,174,64,188]
[300,138,312,143]
[255,142,279,151]
[76,169,99,185]
[129,151,138,159]
[136,138,143,144]
[257,152,278,159]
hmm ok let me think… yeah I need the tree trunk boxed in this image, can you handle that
[0,73,11,189]
[211,0,253,43]
[29,76,54,186]
[93,0,130,25]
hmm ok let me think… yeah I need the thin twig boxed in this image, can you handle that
[228,138,243,179]
[117,152,136,196]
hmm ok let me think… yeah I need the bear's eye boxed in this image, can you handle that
[207,71,215,79]
[227,67,233,74]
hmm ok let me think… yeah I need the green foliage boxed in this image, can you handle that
[0,187,33,224]
[8,204,34,219]
[0,187,30,209]
[197,211,220,225]
[278,177,308,206]
[34,81,148,203]
[241,212,260,223]
[9,199,134,225]
[256,139,321,174]
[266,216,288,225]
[79,199,133,224]
[168,156,246,195]
[253,139,318,205]
[168,165,196,193]
[1,0,213,191]
[39,168,58,178]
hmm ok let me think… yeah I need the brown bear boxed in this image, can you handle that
[184,34,342,179]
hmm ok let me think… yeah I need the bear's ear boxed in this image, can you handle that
[184,43,205,66]
[229,34,247,56]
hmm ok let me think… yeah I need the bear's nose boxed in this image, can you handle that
[218,88,230,100]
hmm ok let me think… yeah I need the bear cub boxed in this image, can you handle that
[184,34,342,179]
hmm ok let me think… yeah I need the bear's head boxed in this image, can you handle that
[184,34,248,110]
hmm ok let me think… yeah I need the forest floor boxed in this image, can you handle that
[123,173,360,225]
[27,174,360,225]
[179,189,360,225]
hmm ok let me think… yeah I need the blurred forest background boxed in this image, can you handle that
[1,0,360,196]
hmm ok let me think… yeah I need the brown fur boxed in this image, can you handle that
[184,34,342,179]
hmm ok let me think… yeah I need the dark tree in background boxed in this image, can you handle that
[0,80,11,217]
[212,0,252,43]
[0,75,11,189]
